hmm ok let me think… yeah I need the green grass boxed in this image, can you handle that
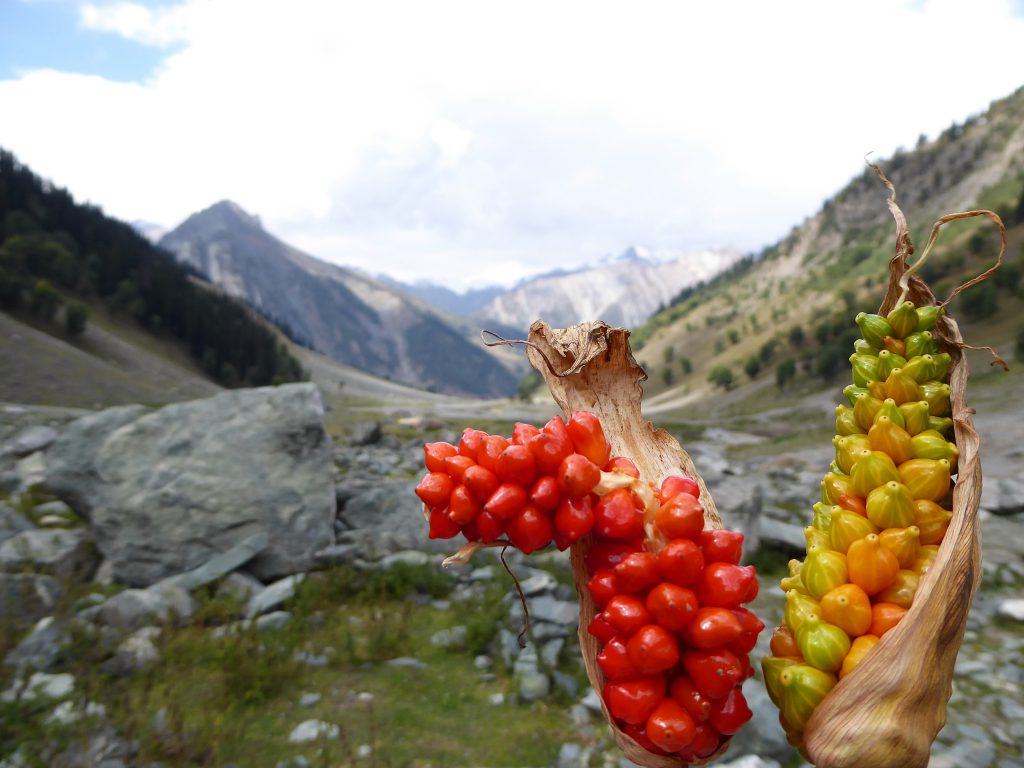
[3,562,575,768]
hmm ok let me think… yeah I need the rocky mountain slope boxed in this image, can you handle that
[159,202,519,398]
[634,86,1024,408]
[483,247,740,332]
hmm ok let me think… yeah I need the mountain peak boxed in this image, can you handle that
[194,200,263,231]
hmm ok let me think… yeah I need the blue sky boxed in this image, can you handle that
[0,0,178,82]
[2,1,1024,289]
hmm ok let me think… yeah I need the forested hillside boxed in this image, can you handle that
[0,150,305,388]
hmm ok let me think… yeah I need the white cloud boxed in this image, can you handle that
[79,1,193,47]
[1,0,1023,290]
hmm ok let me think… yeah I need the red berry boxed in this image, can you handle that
[587,569,621,609]
[621,723,668,756]
[511,422,540,445]
[654,493,705,540]
[567,411,611,467]
[587,614,617,644]
[603,594,652,635]
[476,511,504,543]
[483,483,528,521]
[660,475,700,502]
[677,722,721,761]
[597,636,639,680]
[505,504,552,554]
[585,540,643,574]
[603,676,665,725]
[427,505,460,539]
[697,563,757,609]
[415,472,454,507]
[644,582,698,632]
[442,454,475,483]
[529,476,562,512]
[448,485,480,526]
[700,529,745,565]
[495,444,536,486]
[656,538,704,587]
[423,442,457,473]
[670,675,713,723]
[613,552,659,594]
[709,687,752,736]
[528,431,572,476]
[553,495,593,549]
[728,607,765,655]
[680,607,745,650]
[681,648,743,700]
[477,435,508,471]
[594,488,643,540]
[463,465,500,503]
[605,456,640,477]
[542,415,570,441]
[645,698,697,753]
[557,453,601,498]
[627,624,680,675]
[458,428,487,460]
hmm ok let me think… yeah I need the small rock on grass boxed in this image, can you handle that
[287,719,339,744]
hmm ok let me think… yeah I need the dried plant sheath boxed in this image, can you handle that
[526,320,728,768]
[803,183,984,768]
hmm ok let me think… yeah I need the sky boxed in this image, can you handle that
[2,1,1024,291]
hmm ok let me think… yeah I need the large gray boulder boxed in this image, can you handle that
[44,384,335,586]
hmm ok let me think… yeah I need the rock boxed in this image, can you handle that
[580,688,602,713]
[43,385,335,586]
[3,616,67,672]
[2,671,74,702]
[981,477,1024,515]
[525,595,577,627]
[430,625,467,649]
[348,421,383,446]
[996,599,1024,622]
[514,646,550,701]
[288,720,339,744]
[299,692,321,708]
[385,657,427,669]
[313,543,359,566]
[7,425,58,458]
[473,655,493,670]
[31,500,75,521]
[0,528,98,581]
[215,572,265,603]
[552,669,580,699]
[0,573,61,623]
[750,516,806,557]
[45,700,106,725]
[212,610,293,637]
[0,505,32,545]
[336,479,448,555]
[375,550,430,569]
[293,650,329,667]
[105,626,161,675]
[162,531,269,592]
[247,574,304,618]
[540,638,564,668]
[84,583,195,632]
[488,692,504,705]
[14,452,46,490]
[519,571,558,596]
[557,743,583,768]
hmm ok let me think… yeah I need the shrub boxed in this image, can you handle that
[64,302,88,336]
[776,359,796,389]
[708,365,735,390]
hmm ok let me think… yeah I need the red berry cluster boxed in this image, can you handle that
[415,412,623,552]
[586,476,763,760]
[415,411,764,760]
